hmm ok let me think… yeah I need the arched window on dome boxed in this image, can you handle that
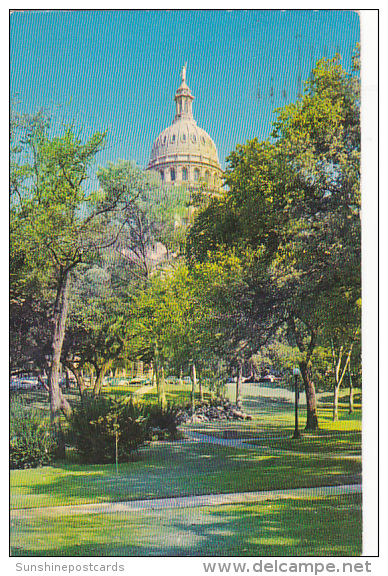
[194,168,200,181]
[182,167,188,181]
[205,170,210,181]
[170,168,176,182]
[160,170,164,182]
[172,134,176,143]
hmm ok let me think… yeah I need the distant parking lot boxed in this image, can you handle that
[10,377,41,391]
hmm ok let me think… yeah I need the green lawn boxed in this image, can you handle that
[133,386,211,405]
[184,405,362,444]
[11,439,361,511]
[10,384,362,557]
[250,432,361,455]
[11,493,362,557]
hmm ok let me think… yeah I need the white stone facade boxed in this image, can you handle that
[147,65,222,189]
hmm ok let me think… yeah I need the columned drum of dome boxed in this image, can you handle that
[147,64,222,189]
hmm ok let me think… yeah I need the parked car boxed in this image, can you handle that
[117,379,130,386]
[10,377,39,391]
[259,374,282,383]
[166,376,179,385]
[59,377,73,389]
[10,379,19,391]
[130,377,152,386]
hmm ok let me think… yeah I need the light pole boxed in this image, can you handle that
[292,367,301,439]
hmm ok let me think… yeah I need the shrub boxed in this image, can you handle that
[143,403,180,440]
[10,399,56,469]
[68,396,148,464]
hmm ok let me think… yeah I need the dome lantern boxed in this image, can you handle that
[173,62,195,123]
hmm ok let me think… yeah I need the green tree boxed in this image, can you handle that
[61,262,129,396]
[187,51,360,430]
[130,266,194,407]
[10,109,53,377]
[322,288,361,421]
[11,109,107,455]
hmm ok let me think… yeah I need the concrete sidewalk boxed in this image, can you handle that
[11,483,362,520]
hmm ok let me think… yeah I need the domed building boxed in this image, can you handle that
[147,64,222,189]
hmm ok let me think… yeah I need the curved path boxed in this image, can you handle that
[11,483,362,520]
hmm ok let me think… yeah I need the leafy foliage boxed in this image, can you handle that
[142,403,180,440]
[68,396,148,464]
[10,399,56,469]
[186,51,361,429]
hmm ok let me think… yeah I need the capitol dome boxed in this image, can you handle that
[147,64,222,189]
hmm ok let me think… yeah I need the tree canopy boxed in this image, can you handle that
[186,52,361,429]
[10,49,361,439]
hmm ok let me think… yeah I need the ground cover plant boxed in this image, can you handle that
[11,493,362,557]
[10,399,56,469]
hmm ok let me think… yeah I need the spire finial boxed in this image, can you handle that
[181,62,187,83]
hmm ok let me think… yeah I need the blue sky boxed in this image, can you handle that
[10,10,360,176]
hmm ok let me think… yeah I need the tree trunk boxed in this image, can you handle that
[89,367,95,390]
[152,363,156,387]
[348,363,354,414]
[38,372,49,392]
[300,360,319,431]
[198,366,204,402]
[158,366,166,409]
[48,268,72,458]
[236,361,243,408]
[93,359,113,396]
[73,367,86,397]
[63,361,86,398]
[331,339,354,421]
[192,363,197,415]
[333,385,340,421]
[289,317,318,431]
[154,342,166,408]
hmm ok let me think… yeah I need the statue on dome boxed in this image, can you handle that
[181,62,187,83]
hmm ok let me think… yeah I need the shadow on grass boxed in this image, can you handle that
[11,440,362,511]
[10,494,362,557]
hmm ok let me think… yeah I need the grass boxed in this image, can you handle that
[10,382,362,557]
[248,432,361,455]
[184,405,361,445]
[132,386,212,406]
[10,493,362,557]
[102,385,143,397]
[10,439,361,511]
[10,383,198,410]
